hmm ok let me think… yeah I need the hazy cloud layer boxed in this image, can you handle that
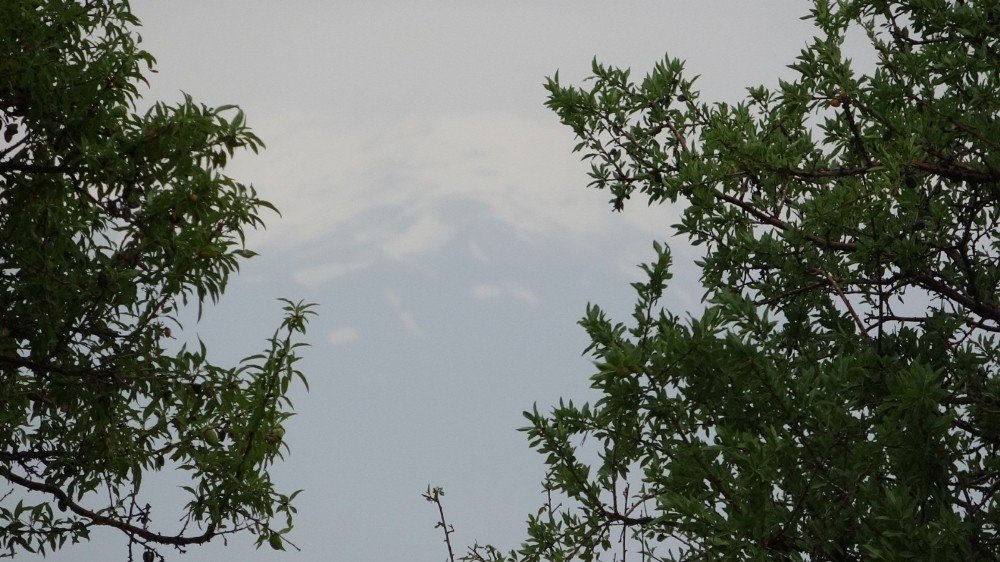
[471,282,540,306]
[233,110,686,287]
[327,326,361,346]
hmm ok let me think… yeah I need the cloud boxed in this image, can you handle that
[230,109,685,282]
[380,215,454,262]
[327,326,360,346]
[293,259,375,287]
[506,284,540,306]
[398,311,424,337]
[385,291,402,307]
[471,284,503,300]
[471,282,539,306]
[383,291,425,337]
[467,240,489,263]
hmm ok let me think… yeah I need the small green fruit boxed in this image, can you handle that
[268,533,284,551]
[202,428,220,447]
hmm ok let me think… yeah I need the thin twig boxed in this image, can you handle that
[423,486,456,562]
[814,268,873,342]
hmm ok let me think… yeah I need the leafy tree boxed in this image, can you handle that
[469,1,999,560]
[1,1,312,558]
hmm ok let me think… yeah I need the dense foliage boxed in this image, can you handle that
[471,1,999,560]
[1,1,311,558]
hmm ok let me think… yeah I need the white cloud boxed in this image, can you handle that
[383,291,425,337]
[228,108,691,284]
[471,282,540,306]
[467,240,489,263]
[380,215,454,262]
[385,291,402,307]
[233,110,628,273]
[293,259,375,287]
[506,284,540,306]
[471,284,504,300]
[399,311,424,337]
[327,326,360,346]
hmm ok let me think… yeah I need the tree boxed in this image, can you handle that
[1,1,312,558]
[468,1,999,560]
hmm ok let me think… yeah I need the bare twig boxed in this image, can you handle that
[424,486,457,562]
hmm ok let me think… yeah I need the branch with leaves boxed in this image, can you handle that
[0,2,314,558]
[462,1,1000,560]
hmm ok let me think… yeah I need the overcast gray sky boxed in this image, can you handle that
[27,2,864,560]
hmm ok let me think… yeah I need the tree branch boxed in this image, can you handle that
[0,468,216,546]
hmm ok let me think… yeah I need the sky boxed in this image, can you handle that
[25,2,865,560]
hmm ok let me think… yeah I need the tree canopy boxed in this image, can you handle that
[468,1,999,560]
[1,1,311,558]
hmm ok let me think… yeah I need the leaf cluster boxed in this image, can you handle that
[470,1,1000,560]
[1,1,312,557]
